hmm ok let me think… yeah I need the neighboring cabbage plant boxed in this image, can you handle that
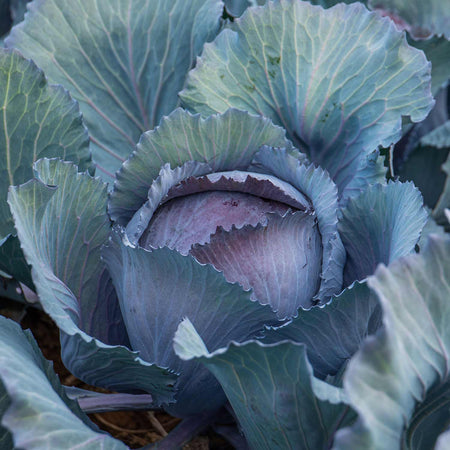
[0,0,449,449]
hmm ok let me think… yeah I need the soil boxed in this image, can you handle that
[0,300,234,449]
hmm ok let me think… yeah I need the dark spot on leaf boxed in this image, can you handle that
[268,55,281,65]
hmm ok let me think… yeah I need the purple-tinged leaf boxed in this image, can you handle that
[191,211,322,318]
[251,146,345,303]
[103,232,280,417]
[110,108,294,225]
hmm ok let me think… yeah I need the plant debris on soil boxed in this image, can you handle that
[0,298,234,449]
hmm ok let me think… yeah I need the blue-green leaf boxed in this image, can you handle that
[0,380,12,449]
[434,153,450,227]
[0,316,127,449]
[398,144,449,208]
[103,233,280,417]
[8,159,176,403]
[174,318,354,450]
[334,235,450,450]
[109,108,293,226]
[0,48,90,244]
[338,181,427,284]
[412,38,450,95]
[436,430,450,450]
[368,0,450,39]
[0,235,33,289]
[7,0,223,183]
[181,0,433,198]
[264,281,381,378]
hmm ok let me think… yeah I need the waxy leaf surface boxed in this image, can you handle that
[0,316,127,449]
[175,319,354,450]
[104,234,279,416]
[181,0,434,198]
[335,235,450,450]
[7,0,223,182]
[8,159,176,402]
[0,48,90,243]
[110,108,293,226]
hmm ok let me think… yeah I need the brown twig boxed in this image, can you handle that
[93,414,151,434]
[147,411,168,437]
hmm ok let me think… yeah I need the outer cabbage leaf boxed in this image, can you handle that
[264,281,381,378]
[436,430,450,450]
[334,235,450,450]
[103,233,280,417]
[0,48,90,245]
[398,145,449,208]
[338,181,427,284]
[7,0,223,182]
[434,154,450,227]
[174,318,354,450]
[181,0,434,198]
[0,234,33,289]
[10,0,30,25]
[397,89,449,208]
[0,316,127,449]
[412,38,450,95]
[0,380,12,450]
[109,108,293,226]
[368,0,450,39]
[224,0,361,18]
[8,159,176,403]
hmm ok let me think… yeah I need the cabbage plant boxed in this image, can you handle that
[0,0,449,449]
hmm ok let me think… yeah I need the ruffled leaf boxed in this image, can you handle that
[338,181,427,284]
[250,146,345,303]
[103,233,280,417]
[8,159,176,403]
[181,0,433,198]
[264,281,381,378]
[0,48,90,244]
[0,316,127,449]
[334,235,450,450]
[174,318,354,450]
[191,211,322,318]
[125,160,212,247]
[135,168,310,253]
[7,0,223,182]
[109,108,293,226]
